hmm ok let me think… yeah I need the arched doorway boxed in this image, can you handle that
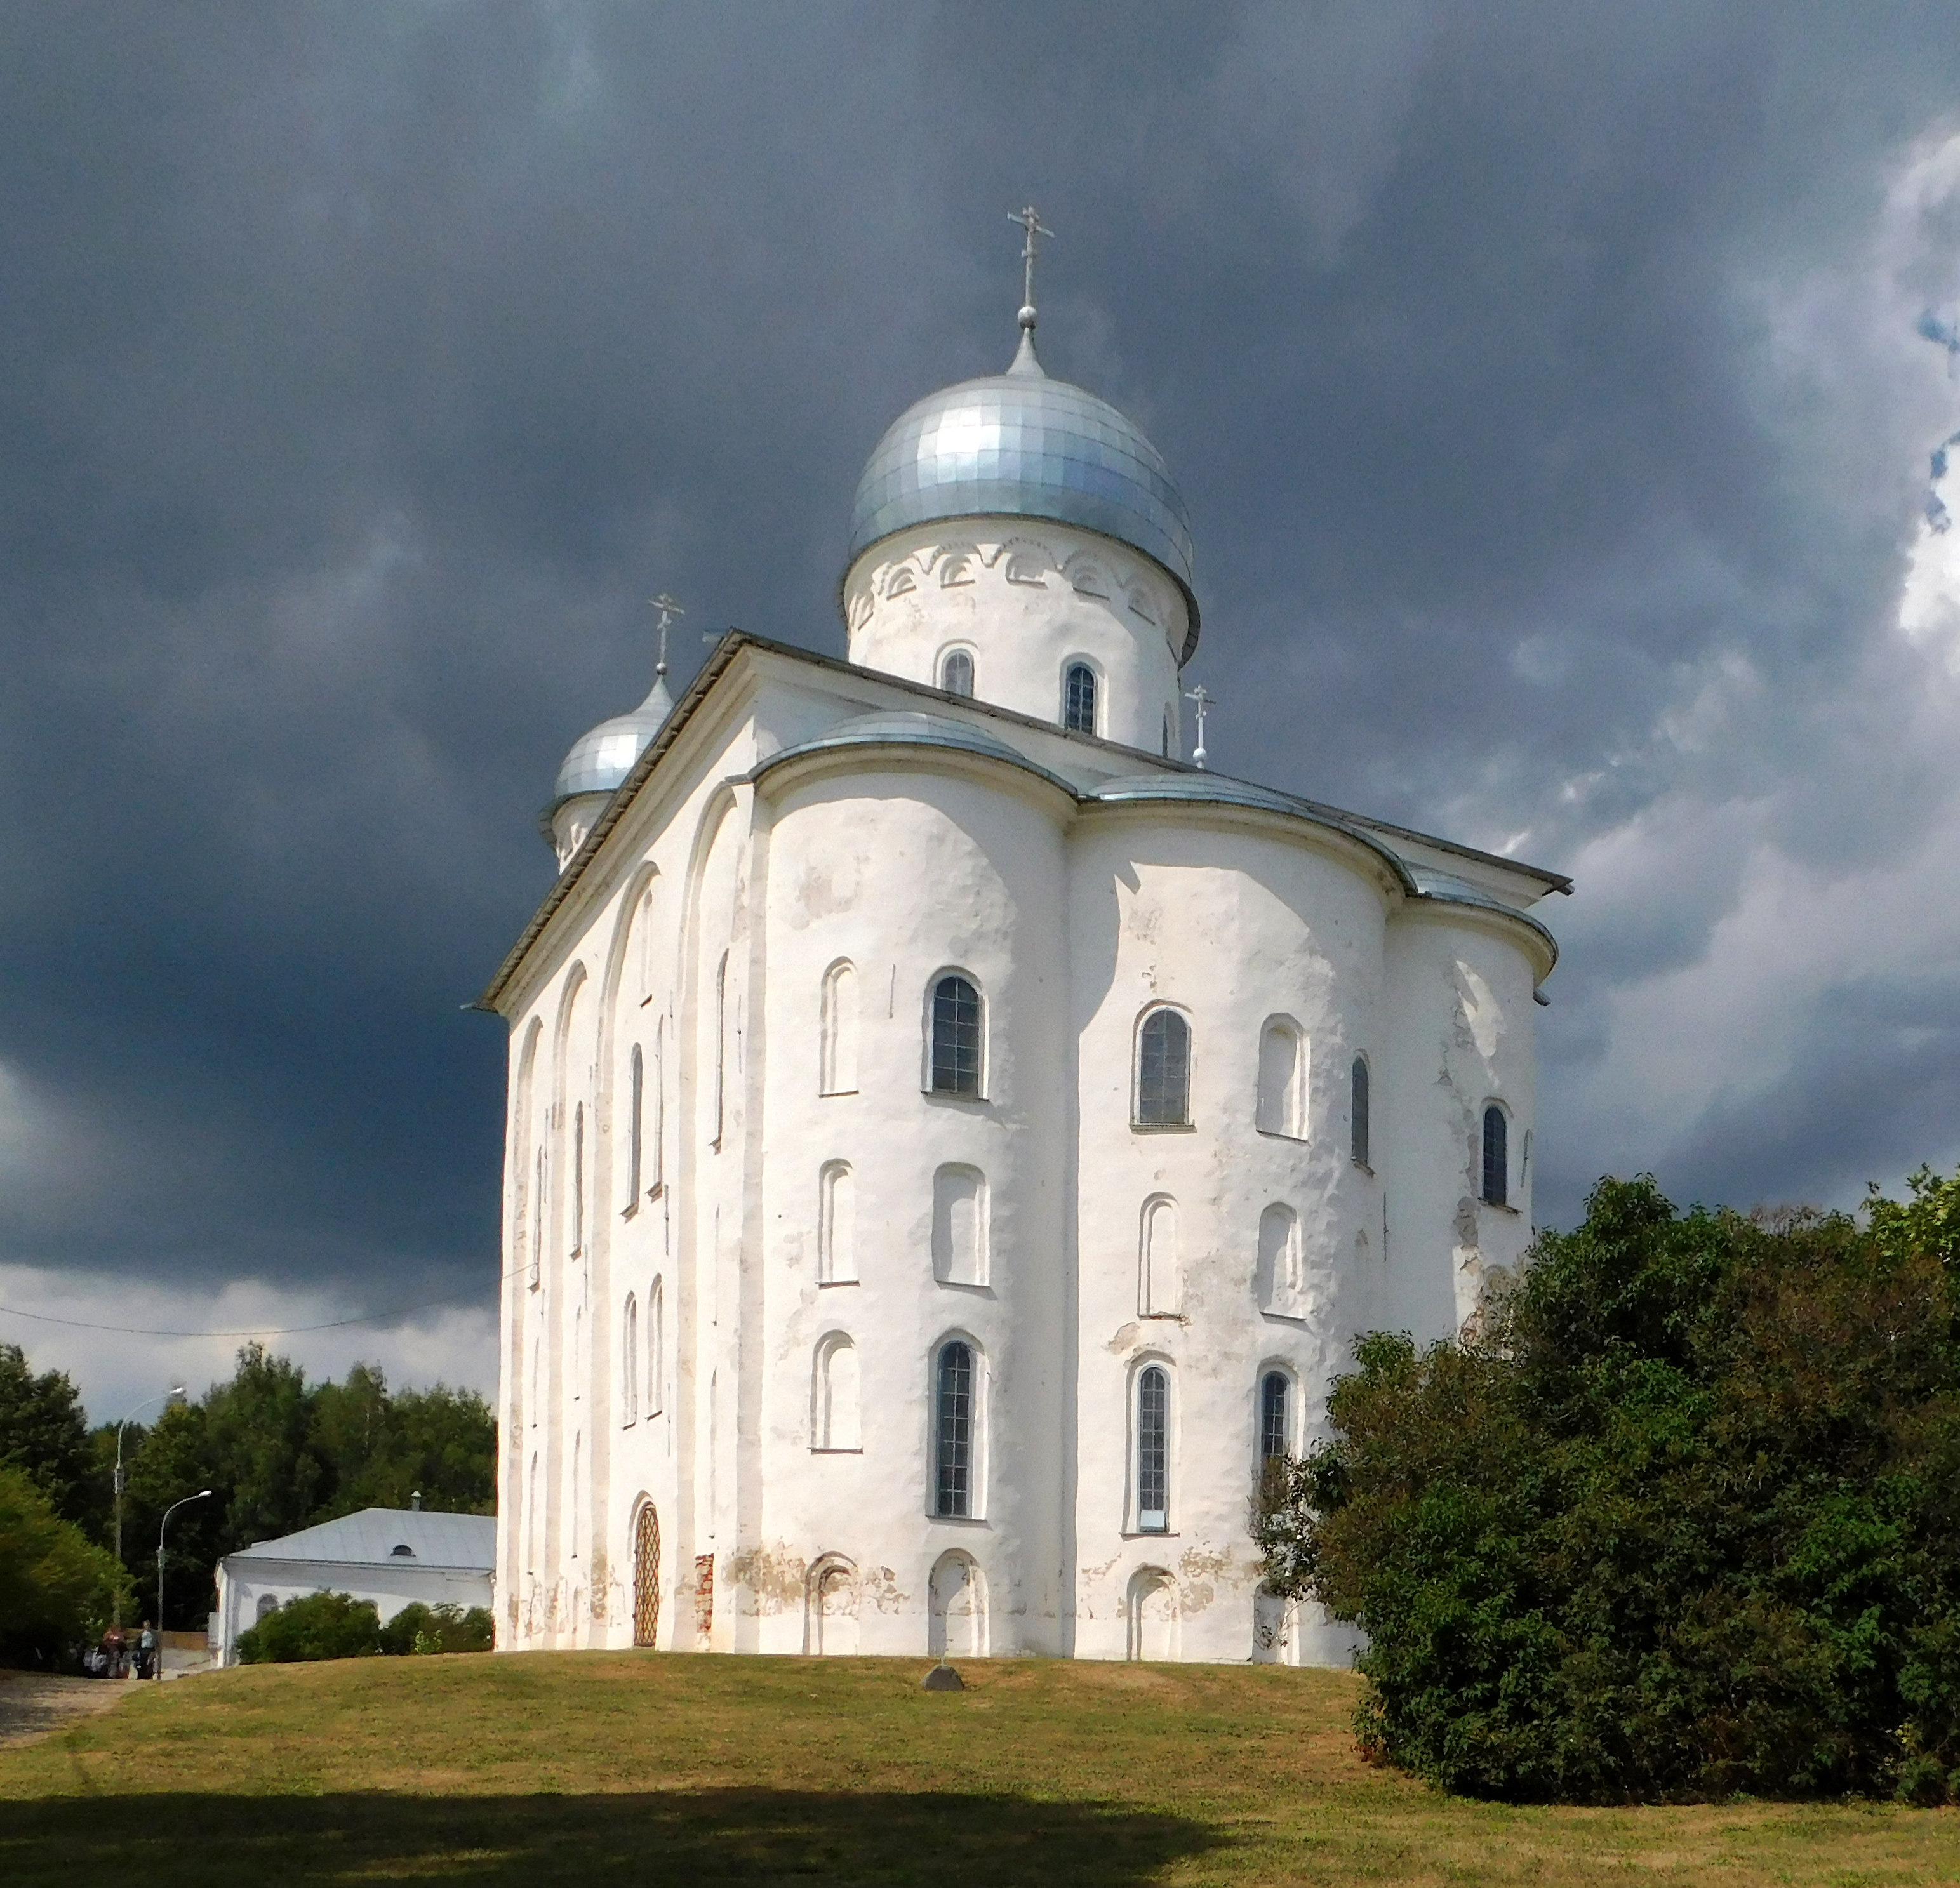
[1127,1567,1177,1662]
[632,1501,661,1647]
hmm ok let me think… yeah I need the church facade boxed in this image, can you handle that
[480,303,1568,1663]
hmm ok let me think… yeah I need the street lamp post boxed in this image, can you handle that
[113,1385,186,1626]
[156,1489,213,1676]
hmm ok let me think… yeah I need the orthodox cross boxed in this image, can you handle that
[1009,203,1055,329]
[1184,685,1215,770]
[648,592,684,680]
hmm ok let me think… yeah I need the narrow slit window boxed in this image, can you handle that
[930,975,982,1097]
[940,648,975,696]
[820,962,858,1095]
[1351,1056,1370,1169]
[1482,1105,1508,1207]
[712,952,729,1150]
[1135,1008,1191,1127]
[571,1103,585,1255]
[622,1295,639,1426]
[1137,1365,1169,1532]
[935,1341,974,1517]
[648,1278,665,1416]
[1259,1371,1289,1465]
[1063,661,1098,733]
[627,1043,644,1209]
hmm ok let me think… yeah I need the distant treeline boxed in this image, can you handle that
[1,1341,495,1646]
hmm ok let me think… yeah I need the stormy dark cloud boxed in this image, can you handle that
[4,1,1960,1411]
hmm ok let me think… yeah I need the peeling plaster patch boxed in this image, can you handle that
[1177,1543,1235,1614]
[1456,961,1503,1059]
[727,1544,808,1612]
[1106,1320,1140,1354]
[867,1566,909,1614]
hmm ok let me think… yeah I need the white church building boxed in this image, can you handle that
[479,269,1568,1664]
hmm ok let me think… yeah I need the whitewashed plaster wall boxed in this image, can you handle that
[493,649,1554,1665]
[843,519,1188,754]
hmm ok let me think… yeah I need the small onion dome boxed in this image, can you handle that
[551,670,675,808]
[846,333,1198,647]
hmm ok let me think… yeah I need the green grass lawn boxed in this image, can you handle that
[2,1652,1956,1885]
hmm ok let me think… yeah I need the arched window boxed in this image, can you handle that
[1259,1371,1290,1465]
[1256,1018,1305,1137]
[1137,1364,1170,1532]
[571,1101,586,1255]
[529,1145,546,1291]
[1140,1196,1179,1315]
[930,974,983,1097]
[255,1593,279,1624]
[1063,661,1098,733]
[626,1043,644,1209]
[648,1017,665,1194]
[813,1334,861,1451]
[622,1294,639,1425]
[1257,1202,1301,1315]
[933,1165,987,1286]
[1135,1007,1191,1127]
[934,1340,975,1517]
[820,961,858,1095]
[1351,1055,1370,1169]
[818,1161,857,1285]
[940,648,975,696]
[1482,1105,1509,1206]
[647,1277,665,1416]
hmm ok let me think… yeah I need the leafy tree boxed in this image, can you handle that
[1258,1174,1960,1804]
[235,1590,382,1663]
[0,1465,125,1664]
[378,1602,494,1656]
[0,1344,102,1529]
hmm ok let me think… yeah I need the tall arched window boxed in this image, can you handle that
[934,1340,975,1517]
[627,1043,644,1209]
[813,1334,861,1451]
[1259,1371,1290,1465]
[1482,1105,1509,1206]
[820,961,858,1095]
[647,1277,665,1416]
[1135,1007,1191,1127]
[1063,661,1098,733]
[930,974,983,1097]
[940,648,975,696]
[1256,1018,1305,1137]
[1351,1056,1370,1169]
[1137,1364,1170,1532]
[818,1161,857,1285]
[622,1294,639,1426]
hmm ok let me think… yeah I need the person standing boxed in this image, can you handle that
[137,1619,158,1680]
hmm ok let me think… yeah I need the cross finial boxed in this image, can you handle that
[1009,204,1055,333]
[648,593,684,679]
[1183,685,1215,770]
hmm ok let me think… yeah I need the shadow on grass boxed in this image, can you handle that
[0,1786,1225,1885]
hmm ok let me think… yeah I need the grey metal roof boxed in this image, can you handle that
[751,709,1073,794]
[229,1507,495,1571]
[846,336,1199,651]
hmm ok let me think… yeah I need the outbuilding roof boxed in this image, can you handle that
[227,1506,495,1571]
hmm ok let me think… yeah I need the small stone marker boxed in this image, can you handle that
[921,1661,964,1692]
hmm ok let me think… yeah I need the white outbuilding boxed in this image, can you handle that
[480,286,1569,1665]
[212,1507,496,1665]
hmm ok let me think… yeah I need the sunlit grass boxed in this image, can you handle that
[0,1652,1954,1884]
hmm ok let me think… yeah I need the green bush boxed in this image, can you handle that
[236,1590,382,1663]
[0,1465,124,1663]
[1257,1172,1960,1804]
[377,1602,493,1656]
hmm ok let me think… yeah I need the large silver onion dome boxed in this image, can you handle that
[846,333,1198,641]
[552,670,674,806]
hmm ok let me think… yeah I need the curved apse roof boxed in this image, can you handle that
[846,336,1198,651]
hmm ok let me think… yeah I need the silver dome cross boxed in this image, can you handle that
[648,592,684,682]
[1184,685,1215,770]
[1009,204,1055,331]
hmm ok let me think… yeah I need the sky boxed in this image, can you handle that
[4,1,1960,1420]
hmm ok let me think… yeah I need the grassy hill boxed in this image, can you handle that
[1,1654,1954,1885]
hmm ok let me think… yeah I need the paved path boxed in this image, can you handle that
[0,1672,133,1750]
